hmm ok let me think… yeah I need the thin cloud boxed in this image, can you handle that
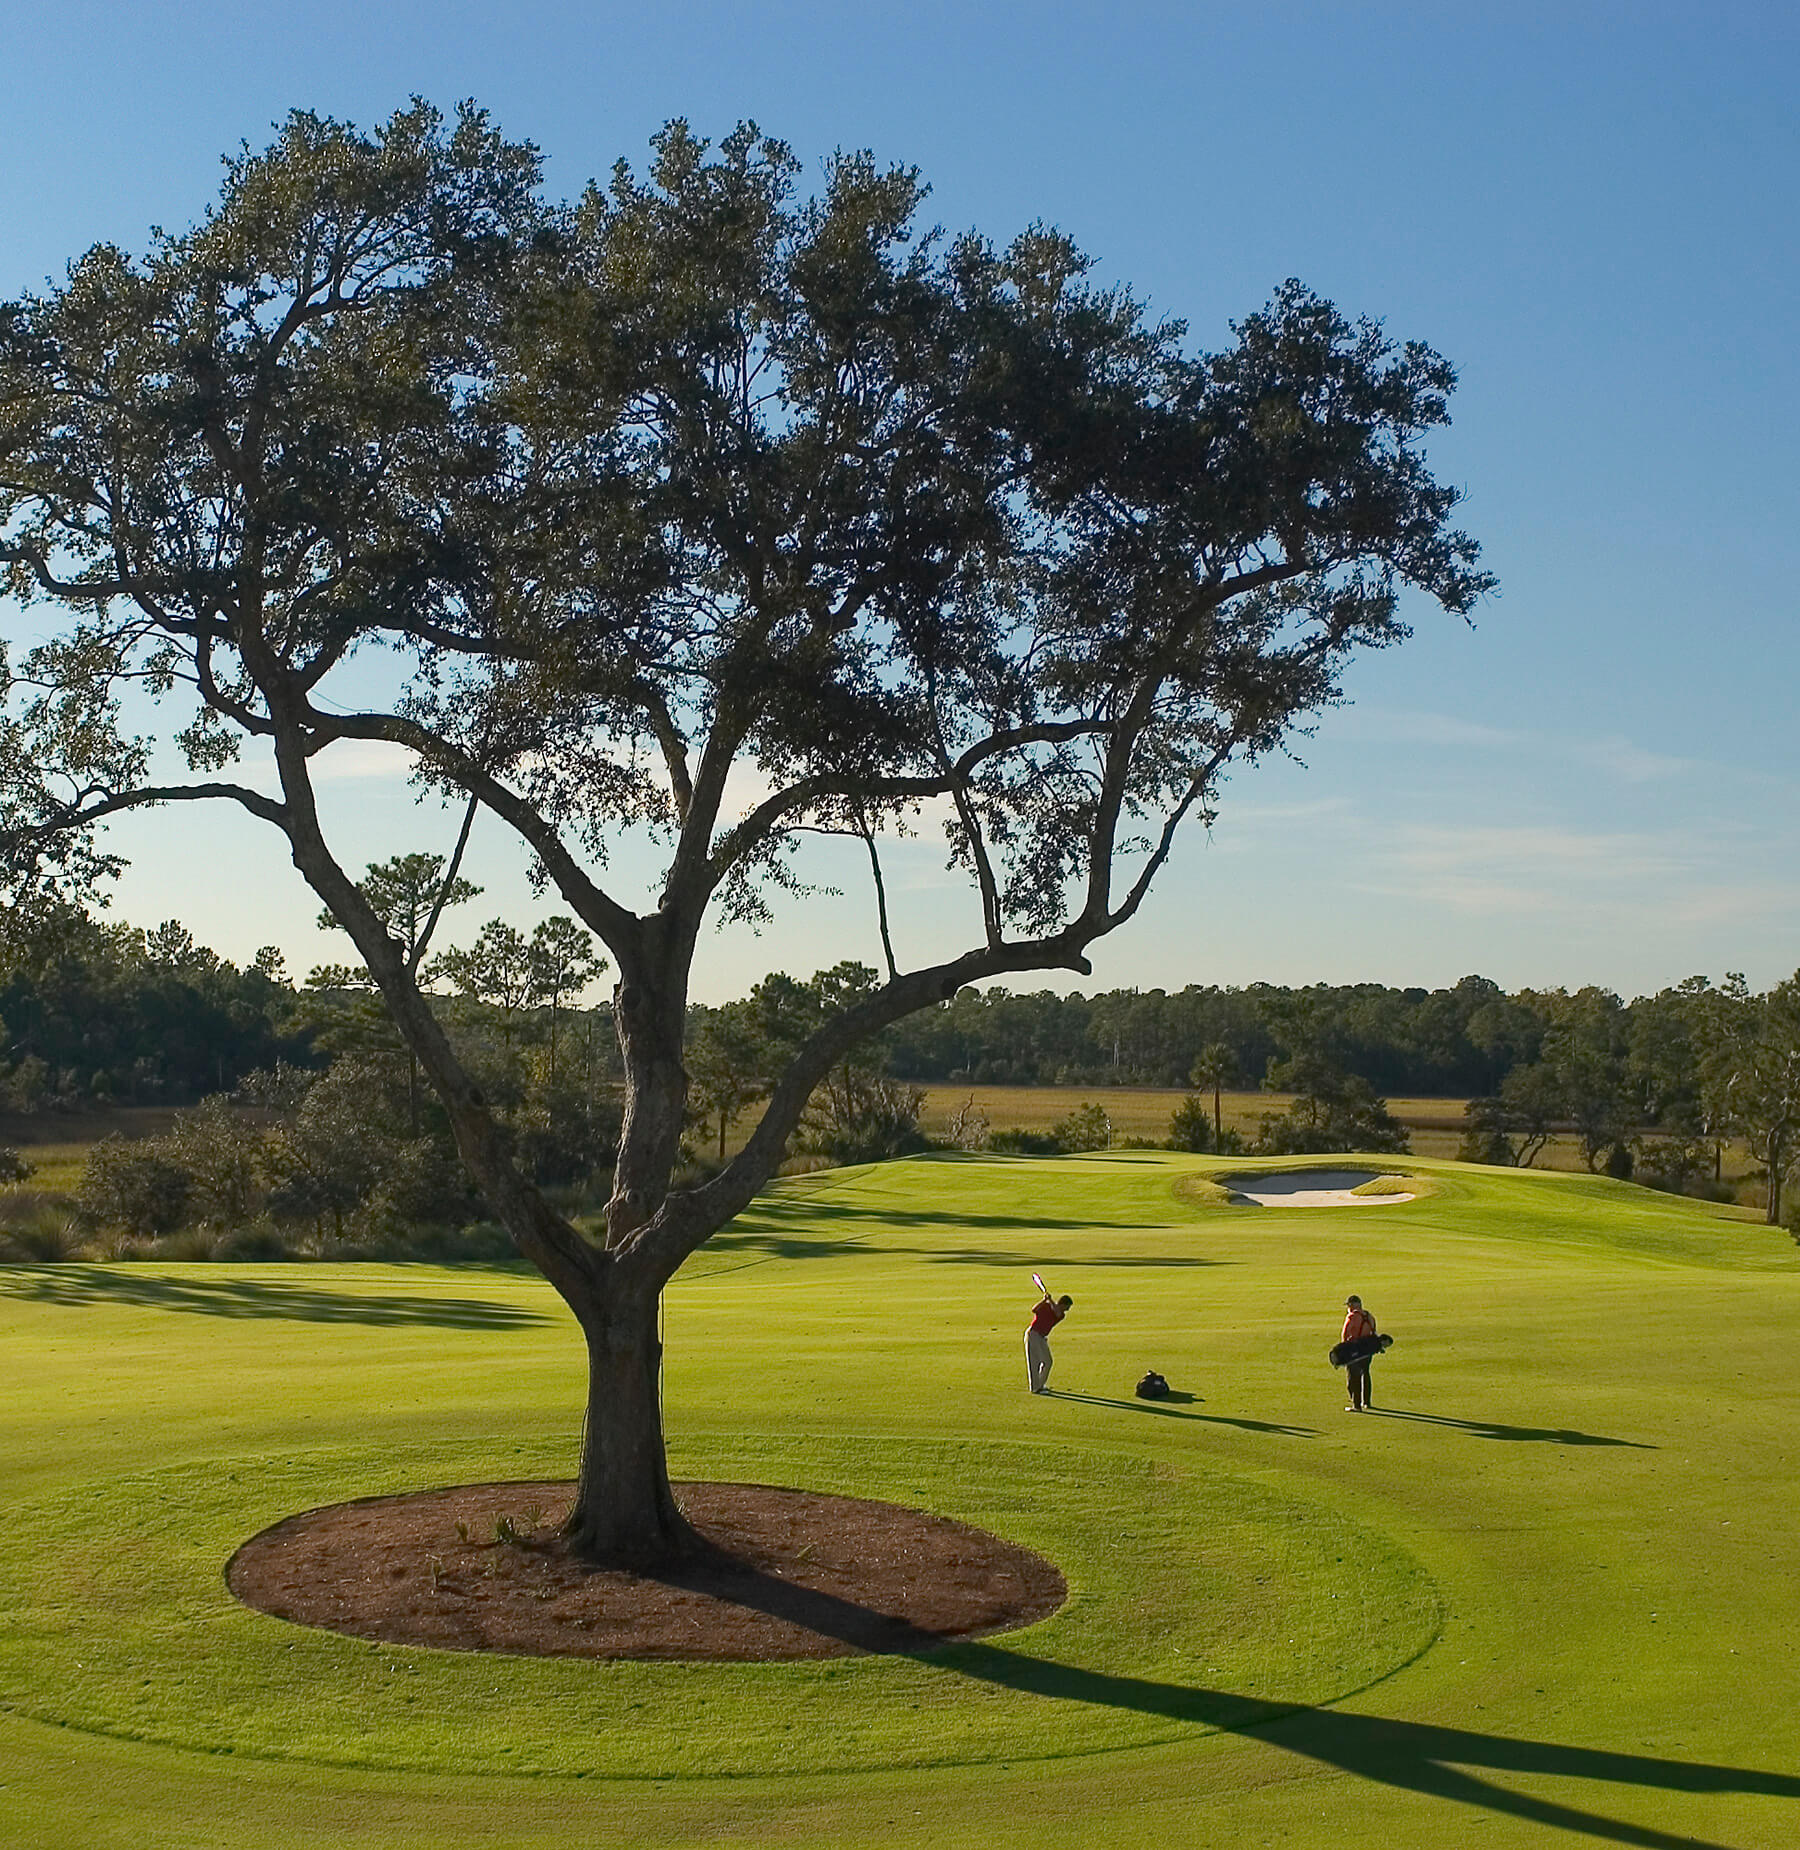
[1342,708,1700,786]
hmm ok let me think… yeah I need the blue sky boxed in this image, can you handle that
[3,1,1796,1000]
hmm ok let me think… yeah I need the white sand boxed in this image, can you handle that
[1227,1170,1416,1207]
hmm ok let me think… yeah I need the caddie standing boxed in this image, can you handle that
[1342,1294,1378,1412]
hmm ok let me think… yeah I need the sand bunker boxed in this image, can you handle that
[1227,1170,1416,1207]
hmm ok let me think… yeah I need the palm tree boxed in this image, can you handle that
[1190,1043,1237,1145]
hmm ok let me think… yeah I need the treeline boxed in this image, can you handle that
[0,912,301,1109]
[880,975,1562,1094]
[698,968,1800,1222]
[4,897,1796,1232]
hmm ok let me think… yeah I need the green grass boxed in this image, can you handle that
[1,1154,1797,1847]
[1350,1173,1424,1197]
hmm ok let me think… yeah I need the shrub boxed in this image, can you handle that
[1635,1133,1712,1195]
[0,1148,36,1184]
[77,1137,192,1239]
[0,1218,81,1262]
[154,1227,223,1261]
[1457,1125,1515,1165]
[398,1220,518,1263]
[988,1128,1064,1156]
[1050,1102,1112,1152]
[217,1223,292,1262]
[88,1227,151,1260]
[165,1095,271,1226]
[1254,1075,1409,1157]
[1167,1095,1214,1153]
[803,1072,927,1165]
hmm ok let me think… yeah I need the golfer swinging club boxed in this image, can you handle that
[1026,1273,1072,1394]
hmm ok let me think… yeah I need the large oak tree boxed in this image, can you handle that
[0,104,1490,1560]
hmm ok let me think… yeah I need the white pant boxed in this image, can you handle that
[1025,1328,1053,1391]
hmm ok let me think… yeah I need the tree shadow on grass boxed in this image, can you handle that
[1370,1409,1656,1449]
[1049,1390,1317,1437]
[929,1646,1798,1850]
[701,1230,1226,1269]
[0,1265,548,1328]
[631,1564,1794,1850]
[744,1197,1165,1235]
[637,1550,960,1656]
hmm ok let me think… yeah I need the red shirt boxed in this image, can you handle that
[1028,1300,1065,1336]
[1342,1307,1376,1343]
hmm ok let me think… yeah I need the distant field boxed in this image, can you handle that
[1,1091,1758,1206]
[924,1084,1538,1169]
[0,1144,89,1194]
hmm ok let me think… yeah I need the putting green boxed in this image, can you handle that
[0,1152,1797,1849]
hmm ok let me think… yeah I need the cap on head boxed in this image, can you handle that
[1057,1294,1073,1309]
[1346,1295,1362,1308]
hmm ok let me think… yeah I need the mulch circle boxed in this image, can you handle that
[226,1480,1067,1661]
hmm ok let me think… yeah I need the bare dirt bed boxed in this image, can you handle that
[227,1479,1066,1661]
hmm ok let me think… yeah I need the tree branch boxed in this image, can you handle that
[633,927,1100,1274]
[5,780,291,846]
[308,710,645,964]
[855,808,900,983]
[409,791,480,978]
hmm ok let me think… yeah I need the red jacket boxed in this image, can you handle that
[1342,1306,1377,1343]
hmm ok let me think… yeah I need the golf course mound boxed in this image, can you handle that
[0,1436,1441,1777]
[227,1478,1066,1659]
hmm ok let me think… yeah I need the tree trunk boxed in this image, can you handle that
[564,1280,698,1562]
[608,963,691,1243]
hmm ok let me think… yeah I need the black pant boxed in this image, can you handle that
[1347,1357,1372,1408]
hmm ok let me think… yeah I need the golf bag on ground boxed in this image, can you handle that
[1135,1370,1171,1400]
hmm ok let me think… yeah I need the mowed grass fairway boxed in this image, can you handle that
[1,1157,1797,1847]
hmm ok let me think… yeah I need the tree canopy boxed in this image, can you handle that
[0,103,1491,1559]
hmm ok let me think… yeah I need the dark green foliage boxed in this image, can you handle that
[166,1094,270,1226]
[0,906,306,1108]
[1254,1070,1409,1156]
[507,1052,622,1187]
[0,1146,33,1183]
[215,1225,291,1263]
[266,1060,478,1240]
[802,1071,927,1165]
[76,1137,192,1238]
[882,976,1557,1096]
[1051,1102,1112,1152]
[1634,1132,1717,1196]
[1701,972,1800,1226]
[1168,1093,1215,1152]
[988,1128,1065,1156]
[1456,1103,1516,1166]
